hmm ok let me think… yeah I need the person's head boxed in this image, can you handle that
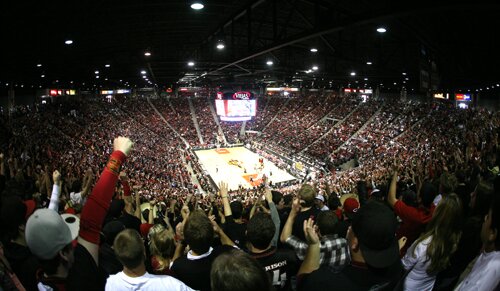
[0,196,34,242]
[25,209,76,275]
[149,228,176,271]
[102,220,126,245]
[114,229,146,270]
[343,197,360,220]
[230,201,243,219]
[470,180,494,217]
[402,189,418,208]
[420,182,438,209]
[327,194,341,210]
[246,212,275,250]
[348,201,399,269]
[481,198,500,251]
[416,194,463,274]
[298,184,316,208]
[271,190,285,210]
[211,250,272,291]
[316,211,338,236]
[183,210,214,254]
[439,172,457,196]
[314,194,325,208]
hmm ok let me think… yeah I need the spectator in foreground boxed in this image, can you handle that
[402,194,463,290]
[280,198,348,268]
[292,184,320,241]
[247,212,298,291]
[298,201,403,290]
[454,198,500,290]
[211,249,272,291]
[25,136,133,290]
[106,229,193,290]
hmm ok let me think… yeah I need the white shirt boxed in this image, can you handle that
[402,236,435,291]
[455,250,500,291]
[105,271,194,291]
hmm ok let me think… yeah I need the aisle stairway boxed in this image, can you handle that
[188,98,204,144]
[300,103,361,153]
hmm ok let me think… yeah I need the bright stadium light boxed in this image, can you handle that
[141,70,147,75]
[105,64,111,68]
[191,2,204,10]
[144,51,152,56]
[65,39,73,45]
[188,61,195,66]
[266,60,273,66]
[376,27,387,33]
[37,63,42,67]
[310,48,318,52]
[366,61,372,65]
[350,72,356,76]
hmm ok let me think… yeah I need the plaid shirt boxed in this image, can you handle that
[285,234,349,267]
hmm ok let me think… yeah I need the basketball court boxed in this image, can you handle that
[194,147,297,191]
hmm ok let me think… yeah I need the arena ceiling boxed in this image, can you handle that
[2,0,500,92]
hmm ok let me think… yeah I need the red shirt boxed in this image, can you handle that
[394,200,435,256]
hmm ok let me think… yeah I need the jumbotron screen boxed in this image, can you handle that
[215,91,257,121]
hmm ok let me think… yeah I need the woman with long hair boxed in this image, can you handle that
[402,194,463,291]
[148,224,176,275]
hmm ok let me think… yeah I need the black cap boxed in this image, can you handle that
[351,201,399,268]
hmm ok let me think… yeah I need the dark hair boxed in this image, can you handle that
[113,229,145,269]
[420,182,438,208]
[327,195,341,210]
[230,201,243,219]
[402,189,418,208]
[211,250,272,291]
[472,181,494,217]
[439,172,457,195]
[283,194,293,206]
[183,210,214,254]
[246,212,275,250]
[271,190,283,205]
[316,211,338,235]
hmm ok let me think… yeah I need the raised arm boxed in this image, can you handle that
[78,137,133,265]
[388,170,398,208]
[218,182,232,217]
[48,170,62,211]
[280,198,301,243]
[264,187,280,247]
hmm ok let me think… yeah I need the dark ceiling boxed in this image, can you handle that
[2,0,500,91]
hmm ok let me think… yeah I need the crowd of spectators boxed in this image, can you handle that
[0,93,499,291]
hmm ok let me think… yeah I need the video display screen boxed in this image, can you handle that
[215,99,257,117]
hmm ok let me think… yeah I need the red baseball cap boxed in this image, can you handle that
[343,198,360,218]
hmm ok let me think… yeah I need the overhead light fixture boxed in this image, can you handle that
[266,60,273,66]
[350,72,356,76]
[366,61,372,65]
[105,64,111,68]
[96,76,100,79]
[364,78,368,81]
[376,27,387,33]
[41,75,45,78]
[36,63,42,67]
[143,76,147,79]
[141,70,147,74]
[216,41,225,50]
[312,66,318,71]
[144,51,152,56]
[95,70,99,74]
[65,39,73,45]
[190,2,204,10]
[188,61,195,66]
[402,72,407,75]
[310,48,318,53]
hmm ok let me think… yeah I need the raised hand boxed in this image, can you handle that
[113,136,133,156]
[53,170,62,185]
[218,181,228,198]
[303,218,320,245]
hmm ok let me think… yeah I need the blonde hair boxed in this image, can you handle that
[149,229,176,272]
[413,194,462,274]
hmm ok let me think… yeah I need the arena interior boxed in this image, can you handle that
[1,1,500,291]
